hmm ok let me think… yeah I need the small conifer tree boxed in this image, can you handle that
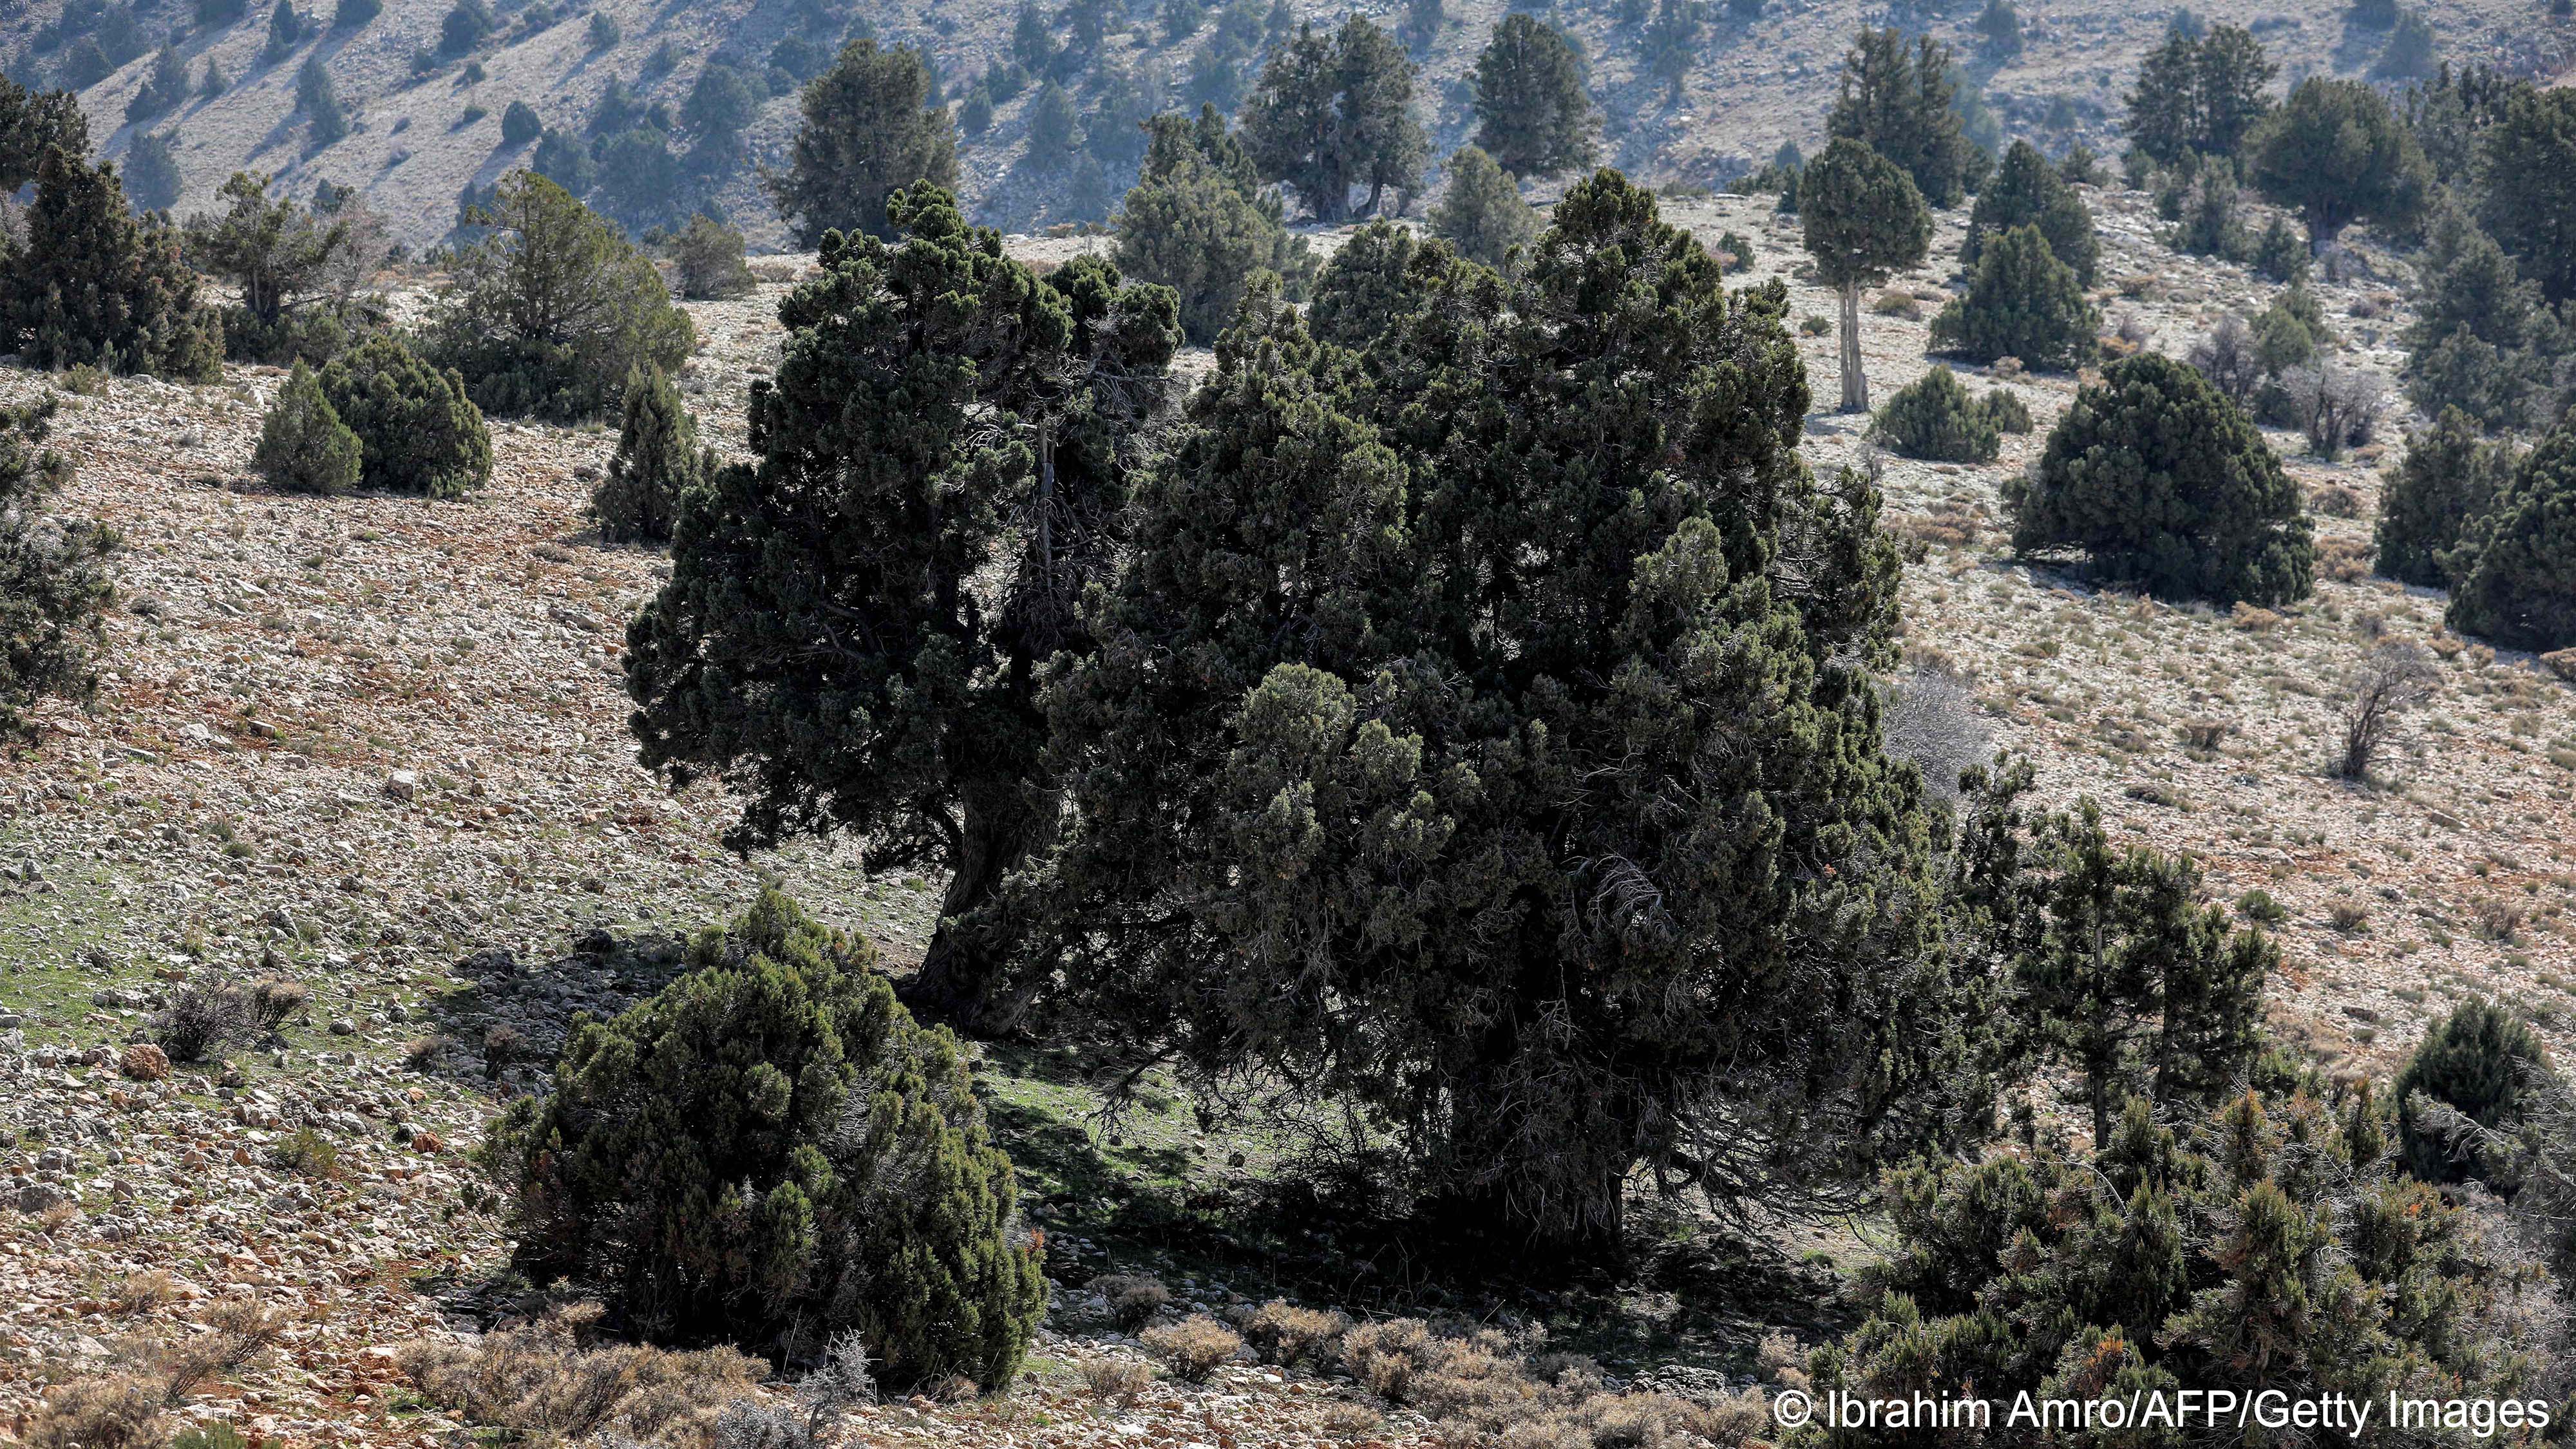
[1468,15,1596,179]
[1800,137,1929,412]
[594,365,706,542]
[1962,138,2098,283]
[2391,998,2550,1182]
[5,149,221,383]
[254,361,363,495]
[1870,365,2000,463]
[2445,417,2576,651]
[670,213,755,299]
[0,399,113,737]
[2374,408,2510,589]
[1428,144,1535,270]
[1931,223,2098,369]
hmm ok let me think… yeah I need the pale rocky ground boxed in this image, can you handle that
[1,179,2572,1444]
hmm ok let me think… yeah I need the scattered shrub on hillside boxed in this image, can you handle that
[1090,1273,1171,1331]
[422,171,693,421]
[4,149,220,382]
[2445,416,2576,652]
[317,335,491,495]
[397,1302,770,1448]
[0,400,111,739]
[500,98,540,145]
[1141,1316,1242,1382]
[2007,351,2312,605]
[252,361,363,495]
[594,365,706,543]
[2278,359,2387,460]
[2392,998,2550,1182]
[489,889,1046,1386]
[670,213,754,299]
[2251,213,2307,283]
[2335,640,2434,781]
[2185,313,2263,401]
[1428,144,1536,270]
[1880,660,1990,804]
[1930,223,2096,368]
[2374,409,2512,589]
[1870,365,1999,462]
[332,0,378,29]
[1241,1302,1350,1368]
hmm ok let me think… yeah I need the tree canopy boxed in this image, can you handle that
[1826,28,1978,208]
[764,39,958,245]
[1468,15,1596,180]
[1239,15,1425,222]
[1801,137,1929,412]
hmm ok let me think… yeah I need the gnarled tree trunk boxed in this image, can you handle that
[1839,280,1868,413]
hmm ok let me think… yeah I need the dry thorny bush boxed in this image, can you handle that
[397,1302,772,1449]
[1339,1318,1771,1449]
[1139,1315,1244,1383]
[24,1300,298,1449]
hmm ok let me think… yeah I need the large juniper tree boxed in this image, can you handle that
[1468,14,1595,180]
[1238,15,1425,222]
[1031,173,1986,1256]
[4,148,220,382]
[1801,137,1930,412]
[1826,27,1977,207]
[627,186,1179,1033]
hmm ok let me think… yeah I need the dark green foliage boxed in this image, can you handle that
[1973,0,2019,59]
[1468,15,1595,180]
[1303,220,1427,351]
[2376,413,2511,588]
[0,400,112,739]
[1931,223,2098,369]
[124,45,188,124]
[2252,284,2320,373]
[683,62,762,151]
[490,889,1047,1383]
[766,41,956,246]
[437,0,489,55]
[2446,417,2576,652]
[2391,999,2549,1182]
[253,361,363,495]
[297,57,346,146]
[197,0,249,25]
[1023,80,1078,170]
[122,131,180,212]
[1962,138,2098,283]
[594,128,681,225]
[1642,0,1703,101]
[2477,86,2576,301]
[2169,159,2244,259]
[1826,28,1977,207]
[1984,771,2274,1146]
[5,149,220,383]
[1035,173,1985,1251]
[1809,1083,2546,1414]
[1870,365,2009,463]
[317,335,491,495]
[263,0,303,57]
[2125,23,2275,166]
[594,364,705,542]
[2008,352,2313,606]
[957,82,993,137]
[2246,78,2430,238]
[1801,137,1929,412]
[2369,9,2436,80]
[2404,207,2556,431]
[628,188,1179,1032]
[185,171,374,366]
[422,171,694,421]
[670,212,754,299]
[198,57,228,97]
[1426,143,1534,269]
[2251,212,2307,283]
[331,0,377,30]
[500,99,539,145]
[532,128,596,195]
[583,10,616,49]
[1115,106,1298,345]
[1240,16,1425,222]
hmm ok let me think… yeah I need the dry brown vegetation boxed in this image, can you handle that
[396,1302,773,1448]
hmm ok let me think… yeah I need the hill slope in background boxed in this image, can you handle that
[9,0,2569,251]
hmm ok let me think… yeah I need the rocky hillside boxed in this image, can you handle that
[15,0,2570,251]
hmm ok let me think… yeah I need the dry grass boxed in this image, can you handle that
[1139,1316,1243,1383]
[397,1303,771,1449]
[109,1270,177,1316]
[24,1374,167,1449]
